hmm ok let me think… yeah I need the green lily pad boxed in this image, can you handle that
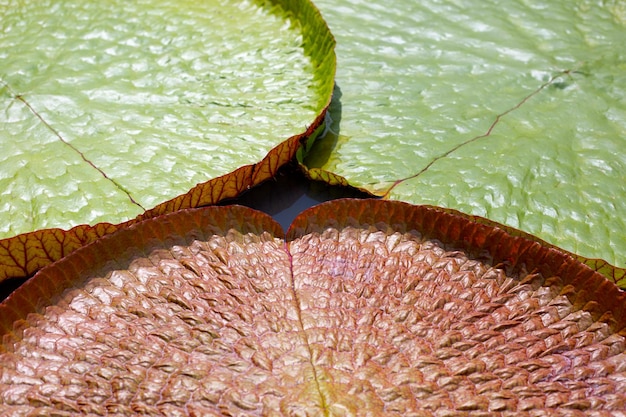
[0,0,334,238]
[304,0,626,267]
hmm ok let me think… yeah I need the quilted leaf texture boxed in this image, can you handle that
[305,0,626,270]
[1,200,625,415]
[0,0,336,282]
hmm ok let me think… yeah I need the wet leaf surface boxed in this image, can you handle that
[0,0,335,282]
[305,0,626,269]
[1,200,625,415]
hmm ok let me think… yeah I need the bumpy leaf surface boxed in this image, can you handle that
[1,200,625,415]
[305,0,626,269]
[0,0,335,281]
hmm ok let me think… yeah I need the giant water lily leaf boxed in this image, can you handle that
[303,0,626,270]
[1,199,626,414]
[0,0,335,280]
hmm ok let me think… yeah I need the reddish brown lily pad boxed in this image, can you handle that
[1,199,625,415]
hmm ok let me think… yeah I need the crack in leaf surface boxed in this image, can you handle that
[381,68,582,199]
[1,79,146,211]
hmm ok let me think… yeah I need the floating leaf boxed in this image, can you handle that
[303,0,626,270]
[0,0,335,281]
[1,199,625,414]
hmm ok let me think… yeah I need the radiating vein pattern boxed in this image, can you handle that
[0,230,324,415]
[289,226,626,414]
[1,204,624,415]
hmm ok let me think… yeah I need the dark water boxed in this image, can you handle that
[0,163,372,301]
[219,161,373,231]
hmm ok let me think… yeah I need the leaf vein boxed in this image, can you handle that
[1,79,145,211]
[381,68,581,198]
